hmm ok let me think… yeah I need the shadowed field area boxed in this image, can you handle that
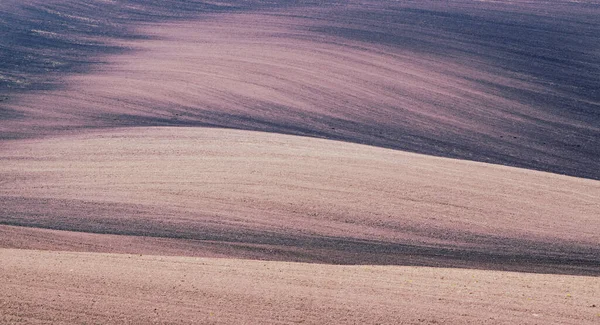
[1,1,600,323]
[1,0,599,178]
[1,127,598,275]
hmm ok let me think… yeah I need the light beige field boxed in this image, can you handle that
[1,248,599,325]
[1,127,599,274]
[1,1,599,324]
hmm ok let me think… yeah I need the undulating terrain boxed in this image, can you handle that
[2,249,599,324]
[1,0,599,324]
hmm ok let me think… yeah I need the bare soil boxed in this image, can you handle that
[1,128,598,275]
[1,248,599,324]
[1,1,599,324]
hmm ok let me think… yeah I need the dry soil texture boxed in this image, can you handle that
[1,127,599,275]
[1,249,599,324]
[1,0,600,178]
[1,0,600,324]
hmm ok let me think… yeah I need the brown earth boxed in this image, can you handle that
[2,0,600,179]
[1,1,599,324]
[1,248,599,325]
[1,127,598,275]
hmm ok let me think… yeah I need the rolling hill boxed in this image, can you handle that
[1,0,599,324]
